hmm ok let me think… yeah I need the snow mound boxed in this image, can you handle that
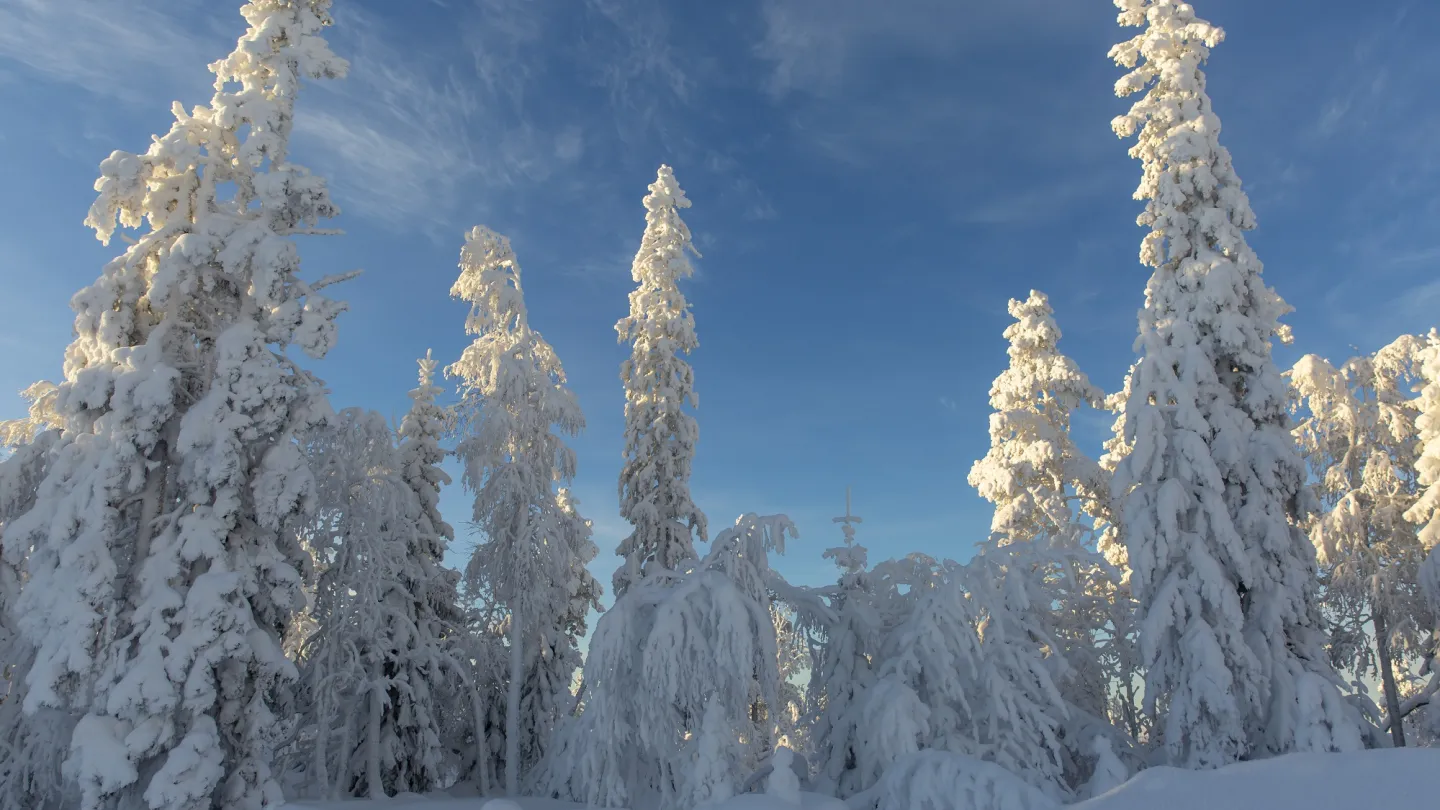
[292,795,841,810]
[705,793,847,810]
[291,797,582,810]
[1077,749,1440,810]
[858,750,1058,810]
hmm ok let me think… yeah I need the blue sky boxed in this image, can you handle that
[1,0,1437,594]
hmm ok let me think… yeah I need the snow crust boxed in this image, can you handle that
[290,793,844,810]
[290,750,1440,810]
[1077,749,1440,810]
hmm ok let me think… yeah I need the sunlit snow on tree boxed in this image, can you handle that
[5,2,352,808]
[1108,0,1364,769]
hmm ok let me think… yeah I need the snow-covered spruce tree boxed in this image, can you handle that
[764,747,803,806]
[0,387,71,810]
[1081,736,1128,799]
[0,382,61,662]
[391,349,471,793]
[1409,331,1440,573]
[966,290,1128,783]
[298,410,403,795]
[614,165,707,596]
[962,558,1071,796]
[379,356,466,794]
[1403,330,1440,730]
[677,696,743,809]
[850,750,1061,810]
[7,3,351,808]
[1099,363,1138,554]
[1108,0,1363,766]
[397,350,464,635]
[552,488,603,704]
[856,570,986,791]
[703,513,795,763]
[541,515,789,809]
[854,556,1070,795]
[808,490,881,798]
[555,489,604,654]
[771,603,809,753]
[448,226,589,796]
[1095,369,1147,746]
[449,591,508,795]
[293,405,465,799]
[1290,337,1434,746]
[0,381,60,451]
[968,290,1111,543]
[285,355,466,797]
[516,487,602,792]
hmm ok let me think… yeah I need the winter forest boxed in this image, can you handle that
[1,1,1438,809]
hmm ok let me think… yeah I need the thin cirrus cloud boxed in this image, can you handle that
[302,1,765,239]
[0,0,784,252]
[1271,6,1440,351]
[0,0,225,102]
[0,0,593,233]
[751,0,1121,236]
[294,5,591,233]
[584,0,692,106]
[0,0,486,229]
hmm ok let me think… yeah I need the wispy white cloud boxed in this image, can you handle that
[0,0,591,231]
[1313,96,1352,139]
[585,0,691,103]
[0,0,224,102]
[1,0,779,240]
[292,5,592,231]
[462,0,547,105]
[1305,6,1413,142]
[577,0,696,151]
[1322,274,1440,354]
[1393,277,1440,324]
[554,126,586,163]
[1383,246,1440,268]
[291,110,468,227]
[1289,10,1440,346]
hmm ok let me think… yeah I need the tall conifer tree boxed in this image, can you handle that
[7,3,351,806]
[614,165,707,595]
[1108,0,1363,767]
[448,226,589,795]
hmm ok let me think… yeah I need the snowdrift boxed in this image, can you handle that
[289,796,844,810]
[290,749,1440,810]
[1077,749,1440,810]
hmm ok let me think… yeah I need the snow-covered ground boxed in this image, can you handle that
[290,749,1440,810]
[1077,749,1440,810]
[291,795,846,810]
[291,797,583,810]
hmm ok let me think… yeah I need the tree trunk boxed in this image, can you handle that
[332,695,352,801]
[506,615,523,796]
[313,690,330,799]
[1123,671,1141,743]
[112,437,169,625]
[368,678,385,797]
[1373,610,1406,747]
[471,685,491,795]
[133,440,167,582]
